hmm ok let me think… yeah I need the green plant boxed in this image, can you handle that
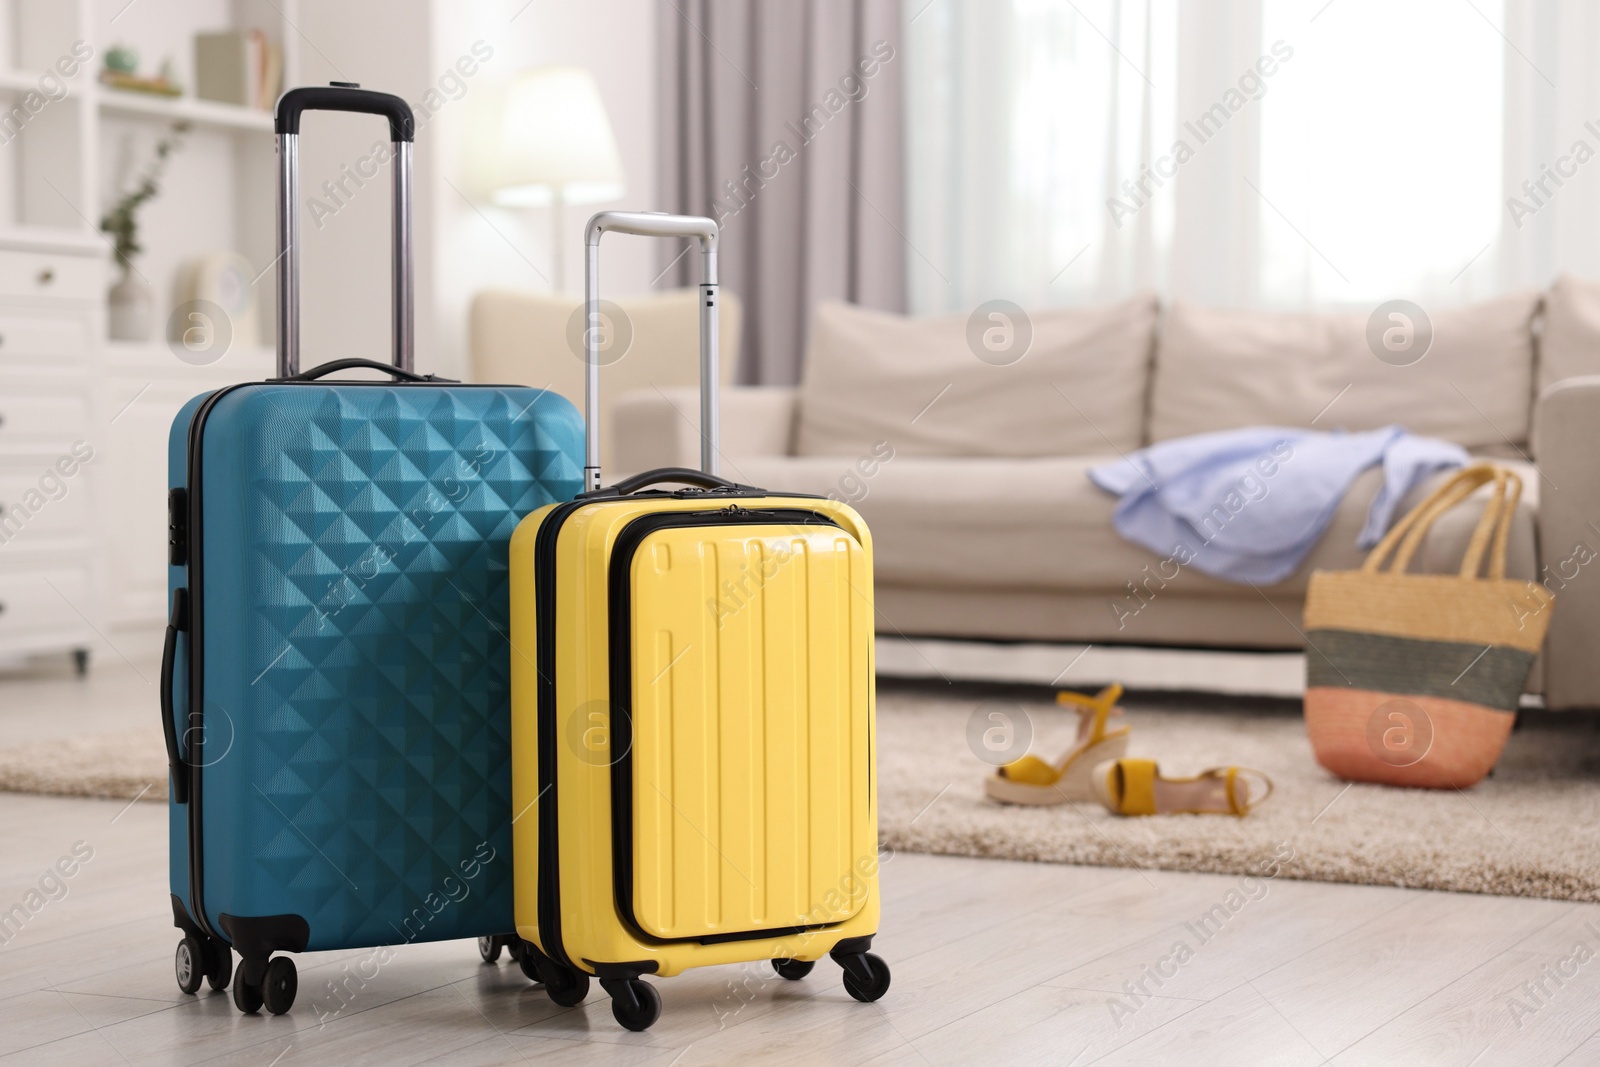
[100,120,190,269]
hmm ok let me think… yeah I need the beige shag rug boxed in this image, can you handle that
[7,685,1600,900]
[0,728,168,802]
[878,682,1600,901]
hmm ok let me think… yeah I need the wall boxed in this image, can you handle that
[294,0,436,372]
[427,0,660,381]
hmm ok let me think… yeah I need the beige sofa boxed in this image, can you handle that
[613,277,1600,710]
[469,287,742,462]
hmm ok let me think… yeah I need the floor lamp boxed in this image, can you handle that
[492,66,626,292]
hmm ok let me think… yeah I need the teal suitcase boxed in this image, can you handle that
[160,84,583,1015]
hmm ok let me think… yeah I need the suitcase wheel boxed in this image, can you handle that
[477,935,503,964]
[206,943,232,992]
[174,936,205,995]
[261,957,298,1015]
[516,943,544,984]
[176,934,233,995]
[231,955,297,1015]
[601,978,661,1032]
[539,960,591,1007]
[838,952,891,1003]
[231,960,263,1013]
[772,957,815,981]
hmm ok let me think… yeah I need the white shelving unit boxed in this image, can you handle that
[0,0,299,668]
[97,89,277,132]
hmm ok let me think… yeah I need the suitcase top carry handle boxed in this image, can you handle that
[583,211,720,492]
[276,357,455,384]
[585,466,755,498]
[275,82,416,378]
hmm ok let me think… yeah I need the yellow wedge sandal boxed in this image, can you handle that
[1091,758,1274,816]
[985,684,1131,806]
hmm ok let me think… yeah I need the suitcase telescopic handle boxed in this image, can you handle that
[583,211,719,493]
[274,83,416,378]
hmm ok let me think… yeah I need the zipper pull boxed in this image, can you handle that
[722,504,751,517]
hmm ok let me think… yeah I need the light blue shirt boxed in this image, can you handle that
[1089,426,1469,584]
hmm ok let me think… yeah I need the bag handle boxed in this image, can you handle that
[583,466,756,498]
[160,588,189,805]
[1390,466,1503,576]
[1474,467,1521,580]
[1363,462,1519,579]
[582,212,719,493]
[1363,465,1487,573]
[275,83,416,378]
[273,357,456,384]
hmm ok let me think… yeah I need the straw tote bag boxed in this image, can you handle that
[1303,463,1552,788]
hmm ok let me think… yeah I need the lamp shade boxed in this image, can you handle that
[493,66,625,207]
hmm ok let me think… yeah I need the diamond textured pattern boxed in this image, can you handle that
[186,384,582,951]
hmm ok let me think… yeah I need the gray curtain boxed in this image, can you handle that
[658,0,906,385]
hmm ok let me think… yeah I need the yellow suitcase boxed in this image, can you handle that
[508,213,887,1031]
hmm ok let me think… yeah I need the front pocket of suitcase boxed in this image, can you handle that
[611,521,875,942]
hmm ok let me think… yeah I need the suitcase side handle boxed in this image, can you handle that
[161,588,190,805]
[275,82,416,379]
[582,211,720,493]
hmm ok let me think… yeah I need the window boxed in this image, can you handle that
[905,0,1526,314]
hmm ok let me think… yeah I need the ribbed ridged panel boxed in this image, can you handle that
[629,525,872,940]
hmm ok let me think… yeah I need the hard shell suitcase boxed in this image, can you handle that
[509,213,888,1032]
[161,84,583,1015]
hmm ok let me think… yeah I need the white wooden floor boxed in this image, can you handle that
[3,788,1599,1066]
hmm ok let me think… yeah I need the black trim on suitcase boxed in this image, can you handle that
[218,913,312,960]
[531,498,589,972]
[182,382,250,941]
[606,506,860,946]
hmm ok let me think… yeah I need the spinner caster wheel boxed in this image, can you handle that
[541,961,591,1007]
[261,957,297,1015]
[516,943,543,984]
[231,960,263,1014]
[478,935,503,963]
[232,955,297,1015]
[205,942,232,992]
[540,959,592,1011]
[174,936,205,995]
[839,952,891,1003]
[772,957,814,981]
[604,978,661,1032]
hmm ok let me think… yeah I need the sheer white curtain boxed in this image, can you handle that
[904,0,1600,314]
[1500,0,1600,292]
[905,0,1180,313]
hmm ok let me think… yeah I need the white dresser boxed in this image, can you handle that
[0,234,104,672]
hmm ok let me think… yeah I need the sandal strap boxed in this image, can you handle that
[1057,683,1124,745]
[1110,758,1158,815]
[1203,766,1273,815]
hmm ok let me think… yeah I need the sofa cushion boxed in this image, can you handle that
[731,455,1537,601]
[794,295,1158,459]
[1540,274,1600,391]
[1150,294,1541,450]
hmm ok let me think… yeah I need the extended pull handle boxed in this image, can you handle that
[275,83,416,378]
[161,588,190,804]
[583,211,719,492]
